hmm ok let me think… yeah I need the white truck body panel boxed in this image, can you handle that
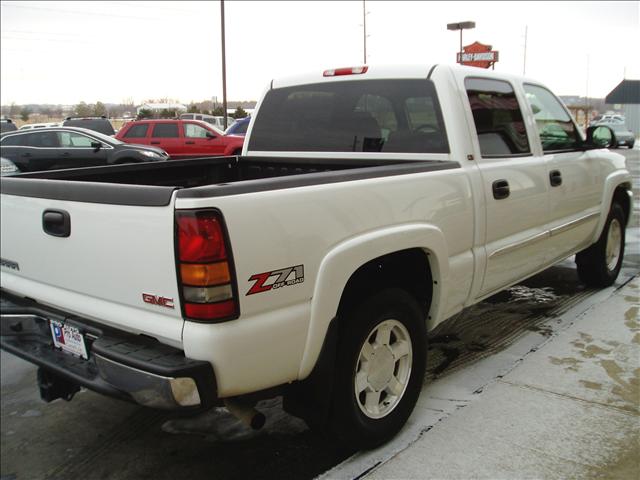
[0,64,632,401]
[0,194,184,347]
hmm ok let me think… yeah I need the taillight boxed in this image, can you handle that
[176,210,238,322]
[323,66,368,77]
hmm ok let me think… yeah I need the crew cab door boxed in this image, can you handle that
[522,84,603,262]
[464,77,550,297]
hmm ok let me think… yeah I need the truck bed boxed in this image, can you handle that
[1,156,459,206]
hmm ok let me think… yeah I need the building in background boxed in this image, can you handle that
[605,79,640,137]
[136,103,187,116]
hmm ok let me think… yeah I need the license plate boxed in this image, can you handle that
[50,320,88,360]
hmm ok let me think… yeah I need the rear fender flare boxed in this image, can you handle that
[298,223,449,379]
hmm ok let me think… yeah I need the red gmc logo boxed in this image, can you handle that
[142,293,175,309]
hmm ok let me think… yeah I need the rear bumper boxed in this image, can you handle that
[0,290,217,410]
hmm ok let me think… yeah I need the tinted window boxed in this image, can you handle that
[24,131,60,148]
[465,78,530,157]
[124,124,149,138]
[523,84,581,152]
[1,134,25,146]
[152,123,179,138]
[248,79,449,153]
[58,132,94,148]
[63,119,115,135]
[184,123,211,138]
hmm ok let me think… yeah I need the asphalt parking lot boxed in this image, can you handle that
[1,147,638,480]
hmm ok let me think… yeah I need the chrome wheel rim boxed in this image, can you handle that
[606,218,622,271]
[354,319,413,419]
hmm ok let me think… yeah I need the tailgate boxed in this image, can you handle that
[0,192,183,347]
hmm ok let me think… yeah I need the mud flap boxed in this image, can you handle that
[283,319,338,430]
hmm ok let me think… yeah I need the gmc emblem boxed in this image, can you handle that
[142,293,175,309]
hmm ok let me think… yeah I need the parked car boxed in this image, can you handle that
[115,119,244,158]
[0,156,19,176]
[589,114,625,127]
[225,116,250,136]
[180,113,236,131]
[0,118,17,133]
[19,122,62,130]
[0,64,631,450]
[0,126,169,172]
[62,116,115,136]
[607,123,636,148]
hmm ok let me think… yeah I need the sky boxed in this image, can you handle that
[1,1,638,106]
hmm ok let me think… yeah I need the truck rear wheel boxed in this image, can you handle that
[576,203,626,287]
[327,288,426,449]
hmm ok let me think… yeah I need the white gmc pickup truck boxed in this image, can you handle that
[0,64,632,449]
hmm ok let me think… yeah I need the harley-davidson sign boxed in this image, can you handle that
[456,41,499,69]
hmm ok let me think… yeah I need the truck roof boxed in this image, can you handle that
[270,63,544,90]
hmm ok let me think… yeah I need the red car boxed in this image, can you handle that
[115,119,244,158]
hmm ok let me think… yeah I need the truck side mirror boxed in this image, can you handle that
[585,125,613,149]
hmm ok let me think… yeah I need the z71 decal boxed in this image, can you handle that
[246,265,304,296]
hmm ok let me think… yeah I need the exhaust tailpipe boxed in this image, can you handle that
[224,399,266,430]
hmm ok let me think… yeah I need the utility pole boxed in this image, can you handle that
[363,0,367,64]
[585,54,590,129]
[221,0,228,130]
[523,25,528,75]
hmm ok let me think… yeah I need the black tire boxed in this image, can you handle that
[576,203,625,287]
[629,140,635,149]
[326,288,427,450]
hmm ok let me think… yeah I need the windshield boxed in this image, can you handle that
[248,79,449,154]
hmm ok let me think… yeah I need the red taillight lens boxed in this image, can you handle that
[178,213,226,262]
[176,210,238,322]
[185,300,236,320]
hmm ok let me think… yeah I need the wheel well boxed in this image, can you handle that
[613,185,631,226]
[337,248,433,318]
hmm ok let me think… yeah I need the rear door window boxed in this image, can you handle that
[248,79,449,154]
[24,131,60,148]
[151,123,179,138]
[124,124,149,138]
[465,78,531,157]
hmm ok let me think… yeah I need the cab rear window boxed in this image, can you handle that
[248,79,449,154]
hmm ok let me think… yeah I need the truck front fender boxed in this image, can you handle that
[298,223,449,379]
